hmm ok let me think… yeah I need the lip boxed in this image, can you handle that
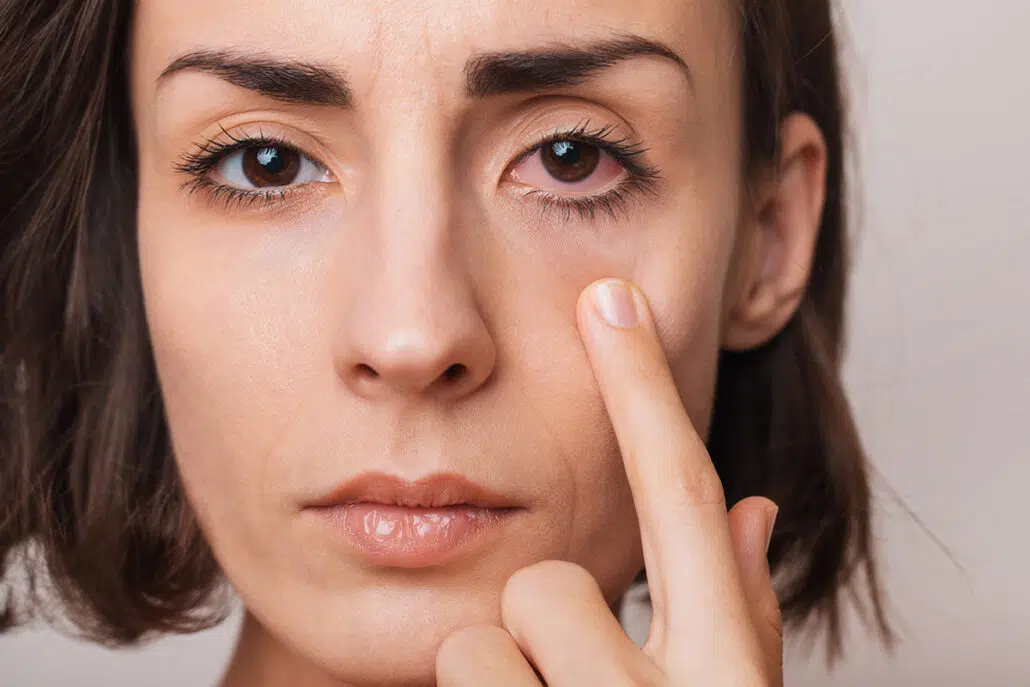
[305,472,523,568]
[307,471,522,509]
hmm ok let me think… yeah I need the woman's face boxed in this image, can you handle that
[131,0,750,682]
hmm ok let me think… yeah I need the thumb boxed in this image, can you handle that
[727,496,783,684]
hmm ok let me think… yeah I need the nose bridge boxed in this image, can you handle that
[333,106,495,402]
[376,108,454,261]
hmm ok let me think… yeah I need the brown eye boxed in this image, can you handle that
[241,146,302,187]
[211,141,333,190]
[540,140,601,183]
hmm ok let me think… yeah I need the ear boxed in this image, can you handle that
[722,113,828,352]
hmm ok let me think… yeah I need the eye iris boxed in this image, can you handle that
[541,140,600,183]
[242,146,301,187]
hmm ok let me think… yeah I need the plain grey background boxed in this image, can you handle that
[3,1,1029,685]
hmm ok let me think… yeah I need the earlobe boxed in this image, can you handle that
[722,113,828,352]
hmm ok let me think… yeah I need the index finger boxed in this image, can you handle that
[576,278,759,666]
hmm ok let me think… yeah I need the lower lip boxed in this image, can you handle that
[311,503,519,568]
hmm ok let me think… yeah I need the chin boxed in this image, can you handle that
[245,574,508,687]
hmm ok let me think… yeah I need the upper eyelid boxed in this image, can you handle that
[175,122,339,175]
[175,119,651,186]
[509,121,643,160]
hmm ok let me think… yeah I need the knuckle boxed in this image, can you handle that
[502,560,600,621]
[504,560,597,603]
[678,460,727,508]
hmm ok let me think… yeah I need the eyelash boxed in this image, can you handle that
[174,120,662,220]
[174,126,308,213]
[509,120,661,222]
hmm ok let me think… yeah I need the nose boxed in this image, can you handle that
[332,207,496,405]
[338,280,497,402]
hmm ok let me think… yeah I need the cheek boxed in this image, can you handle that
[475,288,646,602]
[644,277,726,440]
[477,204,733,587]
[136,192,331,564]
[634,218,739,440]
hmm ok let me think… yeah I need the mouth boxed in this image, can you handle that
[305,472,524,569]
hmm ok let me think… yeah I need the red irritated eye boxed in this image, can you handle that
[510,139,626,194]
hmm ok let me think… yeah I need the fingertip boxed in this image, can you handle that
[728,496,778,558]
[578,279,660,351]
[733,495,778,512]
[593,279,642,328]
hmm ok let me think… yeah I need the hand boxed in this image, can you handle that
[436,278,782,686]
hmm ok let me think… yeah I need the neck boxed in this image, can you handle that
[219,611,358,687]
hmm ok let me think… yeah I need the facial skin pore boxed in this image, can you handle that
[129,0,826,684]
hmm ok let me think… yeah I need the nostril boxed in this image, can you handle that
[442,363,466,382]
[352,362,468,387]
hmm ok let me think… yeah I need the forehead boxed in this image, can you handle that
[132,0,739,103]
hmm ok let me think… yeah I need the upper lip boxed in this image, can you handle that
[308,471,520,509]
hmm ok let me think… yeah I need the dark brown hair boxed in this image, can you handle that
[0,0,892,658]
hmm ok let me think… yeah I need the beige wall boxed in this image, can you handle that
[3,1,1029,684]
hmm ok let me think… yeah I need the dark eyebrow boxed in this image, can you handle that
[158,49,353,108]
[157,34,689,108]
[463,34,691,97]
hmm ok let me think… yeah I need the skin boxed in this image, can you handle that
[130,0,827,684]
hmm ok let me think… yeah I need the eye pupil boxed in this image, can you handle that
[542,140,600,182]
[243,145,301,187]
[552,141,577,162]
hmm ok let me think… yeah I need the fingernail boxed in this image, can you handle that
[764,504,779,554]
[593,280,639,328]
